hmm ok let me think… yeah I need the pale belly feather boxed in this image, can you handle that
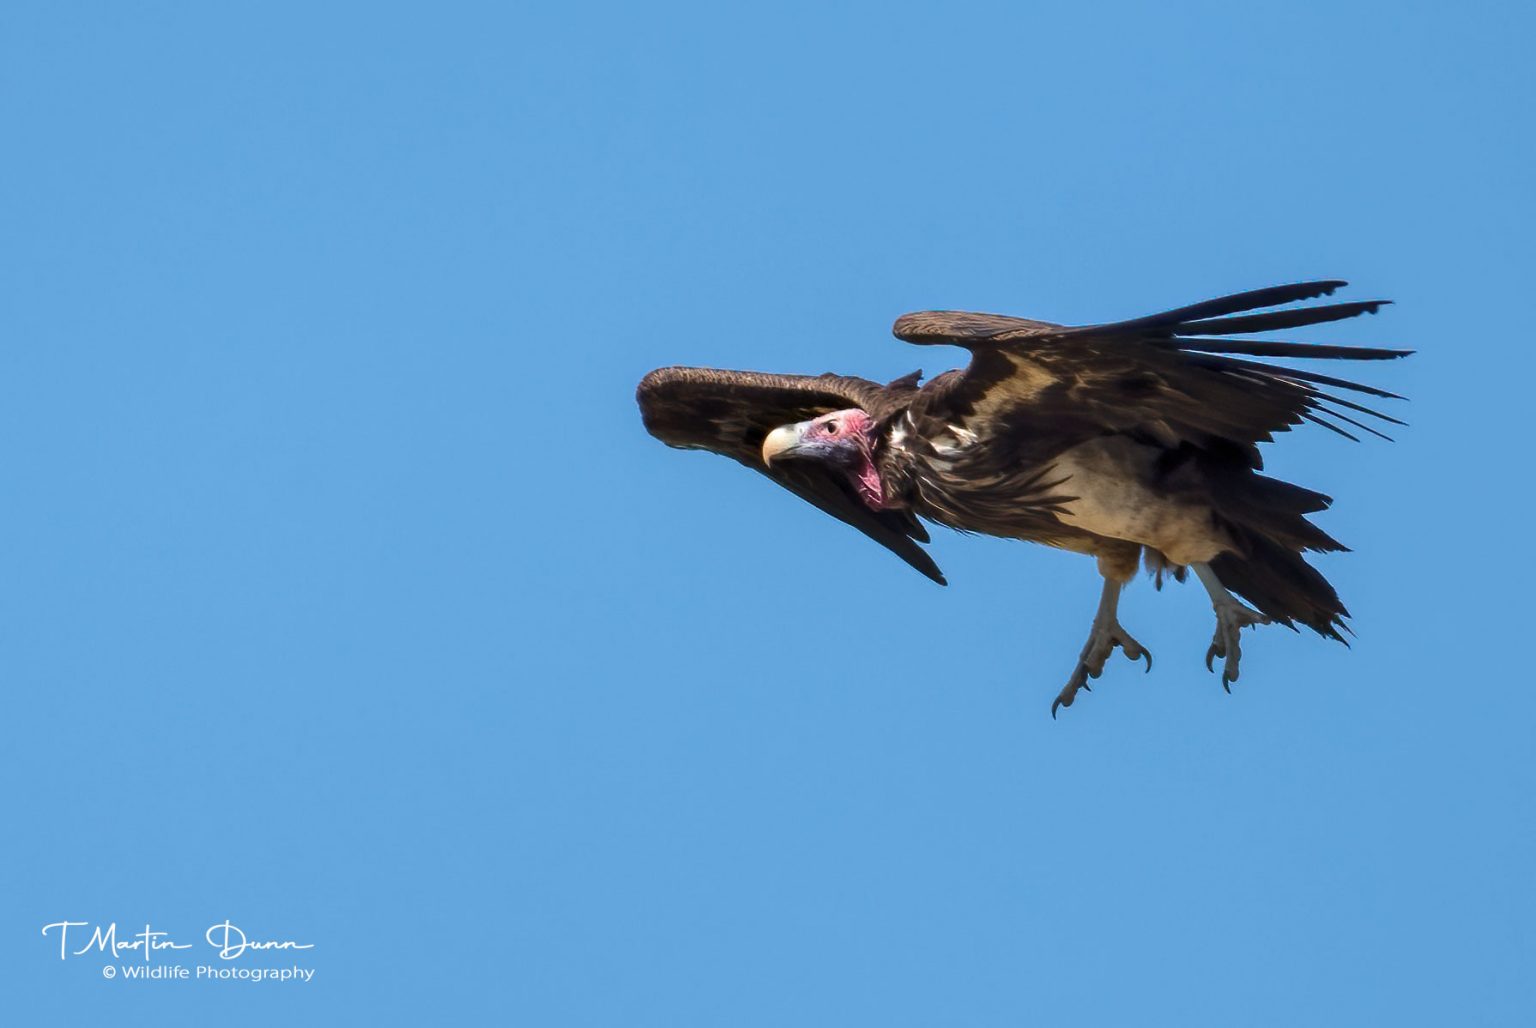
[1048,437,1232,566]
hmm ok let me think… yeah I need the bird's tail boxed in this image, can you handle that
[1192,462,1351,641]
[1209,527,1350,643]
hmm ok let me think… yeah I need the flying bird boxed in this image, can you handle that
[637,281,1409,714]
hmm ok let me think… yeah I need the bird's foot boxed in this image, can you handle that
[1051,619,1152,717]
[1205,599,1270,691]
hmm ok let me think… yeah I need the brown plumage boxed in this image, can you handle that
[637,281,1410,714]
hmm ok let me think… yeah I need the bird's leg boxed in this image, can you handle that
[1051,574,1152,717]
[1192,563,1270,691]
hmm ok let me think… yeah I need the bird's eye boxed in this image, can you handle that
[824,421,839,435]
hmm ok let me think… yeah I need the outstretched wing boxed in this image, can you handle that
[893,281,1410,467]
[637,367,945,584]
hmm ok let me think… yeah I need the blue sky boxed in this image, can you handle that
[2,1,1532,1024]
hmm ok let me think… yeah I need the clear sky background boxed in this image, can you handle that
[3,1,1532,1024]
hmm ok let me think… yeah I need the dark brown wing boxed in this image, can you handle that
[637,366,945,584]
[893,281,1409,466]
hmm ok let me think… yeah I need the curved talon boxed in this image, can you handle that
[1203,598,1266,692]
[1051,682,1080,718]
[1049,578,1157,717]
[1052,618,1151,717]
[1120,640,1153,673]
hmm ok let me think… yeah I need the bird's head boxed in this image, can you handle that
[761,408,888,509]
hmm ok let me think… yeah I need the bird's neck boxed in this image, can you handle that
[851,457,888,510]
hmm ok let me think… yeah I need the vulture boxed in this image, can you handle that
[636,281,1409,714]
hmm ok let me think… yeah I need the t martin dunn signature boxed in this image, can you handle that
[41,921,314,961]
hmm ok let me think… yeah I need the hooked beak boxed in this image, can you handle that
[762,422,809,466]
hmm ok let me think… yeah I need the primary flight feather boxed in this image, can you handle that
[636,281,1409,714]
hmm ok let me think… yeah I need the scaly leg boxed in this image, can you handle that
[1192,563,1270,691]
[1051,576,1152,717]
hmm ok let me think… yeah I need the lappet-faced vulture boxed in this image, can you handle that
[637,281,1409,714]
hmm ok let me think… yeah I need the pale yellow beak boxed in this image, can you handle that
[761,422,806,465]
